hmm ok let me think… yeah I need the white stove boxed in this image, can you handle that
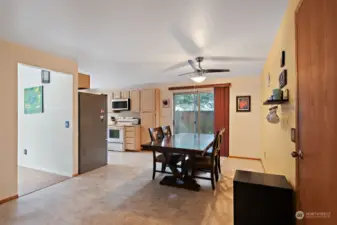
[107,117,140,152]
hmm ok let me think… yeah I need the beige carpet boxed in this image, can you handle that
[0,153,264,225]
[18,166,69,196]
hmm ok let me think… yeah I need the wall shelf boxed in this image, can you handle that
[263,99,289,105]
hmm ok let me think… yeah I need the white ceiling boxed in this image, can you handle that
[0,0,288,89]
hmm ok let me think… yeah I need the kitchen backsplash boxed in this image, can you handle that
[107,111,140,120]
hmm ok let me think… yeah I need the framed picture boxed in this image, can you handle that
[24,86,44,114]
[236,96,251,112]
[280,50,286,67]
[279,69,288,88]
[162,99,170,108]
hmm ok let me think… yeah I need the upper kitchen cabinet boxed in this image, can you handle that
[78,73,90,89]
[121,90,130,99]
[112,91,121,99]
[141,89,159,113]
[130,90,140,113]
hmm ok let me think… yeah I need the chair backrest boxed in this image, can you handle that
[213,128,225,155]
[219,128,226,136]
[161,125,172,138]
[148,127,165,141]
[202,131,220,157]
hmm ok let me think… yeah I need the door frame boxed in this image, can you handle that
[294,0,305,206]
[295,0,304,193]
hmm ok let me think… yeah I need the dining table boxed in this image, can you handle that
[141,133,214,191]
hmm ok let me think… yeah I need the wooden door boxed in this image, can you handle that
[130,90,140,113]
[140,112,156,144]
[78,93,107,174]
[141,89,155,112]
[296,0,337,224]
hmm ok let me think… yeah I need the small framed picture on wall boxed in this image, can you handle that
[236,96,251,112]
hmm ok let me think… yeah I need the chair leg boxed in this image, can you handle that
[215,165,219,182]
[217,156,222,174]
[161,163,167,172]
[211,168,215,190]
[181,155,185,169]
[152,161,156,180]
[152,151,156,180]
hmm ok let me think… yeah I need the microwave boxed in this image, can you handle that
[112,99,130,111]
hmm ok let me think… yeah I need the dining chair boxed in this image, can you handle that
[217,128,226,174]
[148,127,184,180]
[148,127,167,179]
[205,128,225,174]
[187,131,221,190]
[161,125,172,138]
[149,127,165,141]
[162,125,186,170]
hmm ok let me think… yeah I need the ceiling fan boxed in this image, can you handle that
[178,56,230,83]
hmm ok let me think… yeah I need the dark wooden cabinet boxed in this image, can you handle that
[234,170,295,225]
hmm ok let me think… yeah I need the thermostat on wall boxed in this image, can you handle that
[41,70,50,84]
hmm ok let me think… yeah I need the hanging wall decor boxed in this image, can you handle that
[266,106,280,124]
[280,50,286,67]
[24,86,44,114]
[162,99,170,108]
[236,96,251,112]
[279,69,288,88]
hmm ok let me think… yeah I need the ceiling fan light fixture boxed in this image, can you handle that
[190,75,207,83]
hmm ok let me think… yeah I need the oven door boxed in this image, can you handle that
[107,127,124,143]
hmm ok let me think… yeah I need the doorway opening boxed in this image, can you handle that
[17,64,73,196]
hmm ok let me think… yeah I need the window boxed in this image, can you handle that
[173,91,214,134]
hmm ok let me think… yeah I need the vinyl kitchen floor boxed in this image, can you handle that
[1,152,264,225]
[18,166,69,196]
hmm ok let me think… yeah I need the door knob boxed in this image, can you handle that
[291,149,303,159]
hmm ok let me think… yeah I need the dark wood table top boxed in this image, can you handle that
[141,133,214,154]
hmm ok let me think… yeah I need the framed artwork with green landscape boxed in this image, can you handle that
[24,86,44,114]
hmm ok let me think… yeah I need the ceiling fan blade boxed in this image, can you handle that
[170,26,202,55]
[164,61,189,71]
[178,72,195,77]
[203,56,265,62]
[188,60,200,71]
[203,69,230,73]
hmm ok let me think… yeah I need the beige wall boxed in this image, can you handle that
[0,39,78,200]
[260,0,301,187]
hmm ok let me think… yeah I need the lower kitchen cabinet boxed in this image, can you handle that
[124,125,141,151]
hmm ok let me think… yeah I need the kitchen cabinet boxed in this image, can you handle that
[112,91,121,99]
[78,73,90,89]
[121,90,130,99]
[141,89,156,112]
[130,90,140,113]
[124,126,141,151]
[140,112,156,144]
[140,89,160,145]
[107,92,112,112]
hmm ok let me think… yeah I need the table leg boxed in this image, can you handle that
[159,153,201,191]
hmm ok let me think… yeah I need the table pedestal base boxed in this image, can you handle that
[160,176,201,191]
